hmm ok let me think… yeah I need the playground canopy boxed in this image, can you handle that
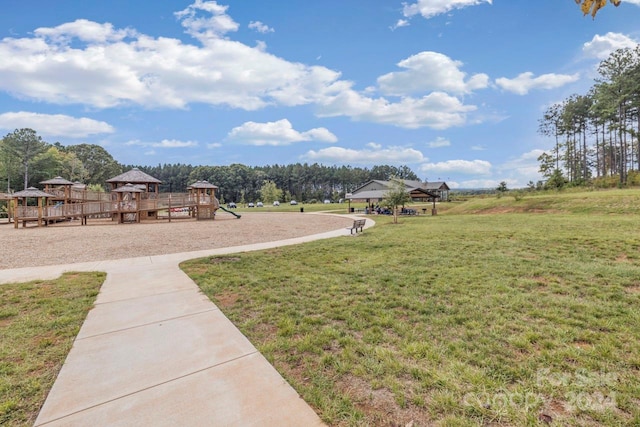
[107,168,162,193]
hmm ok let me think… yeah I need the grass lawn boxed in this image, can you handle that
[2,189,639,426]
[182,194,640,426]
[0,272,104,426]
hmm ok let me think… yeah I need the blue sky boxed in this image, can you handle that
[1,1,639,188]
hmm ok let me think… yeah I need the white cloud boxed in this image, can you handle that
[378,51,489,96]
[471,145,486,151]
[420,159,492,175]
[126,139,198,148]
[403,0,492,19]
[304,145,425,164]
[227,119,337,146]
[456,178,502,189]
[496,149,545,183]
[154,139,198,148]
[0,17,342,110]
[428,137,450,148]
[174,0,239,41]
[495,72,580,95]
[390,19,410,31]
[582,32,639,60]
[317,89,477,129]
[34,19,136,44]
[248,21,274,34]
[0,111,114,138]
[422,151,544,189]
[0,2,480,130]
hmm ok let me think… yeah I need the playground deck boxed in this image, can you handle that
[11,191,220,227]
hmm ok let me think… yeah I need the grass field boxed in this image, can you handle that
[2,189,640,426]
[182,189,640,426]
[0,272,104,426]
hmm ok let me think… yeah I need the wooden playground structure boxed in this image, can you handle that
[4,168,237,229]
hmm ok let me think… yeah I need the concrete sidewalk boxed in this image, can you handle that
[0,217,373,426]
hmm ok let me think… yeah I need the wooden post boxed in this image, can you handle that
[136,193,141,223]
[117,192,123,224]
[38,197,43,227]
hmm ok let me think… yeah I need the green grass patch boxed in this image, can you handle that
[443,188,640,216]
[183,200,640,426]
[0,272,104,426]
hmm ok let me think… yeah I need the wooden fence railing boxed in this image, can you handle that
[12,192,219,226]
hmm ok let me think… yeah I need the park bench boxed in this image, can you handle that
[349,219,366,234]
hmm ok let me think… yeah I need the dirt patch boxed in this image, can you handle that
[216,292,239,308]
[625,284,640,294]
[337,375,431,426]
[615,253,631,263]
[573,340,593,349]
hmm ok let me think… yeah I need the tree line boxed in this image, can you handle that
[538,44,640,189]
[0,128,419,203]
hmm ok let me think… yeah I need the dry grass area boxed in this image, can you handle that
[0,212,353,269]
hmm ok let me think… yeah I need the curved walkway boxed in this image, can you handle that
[0,215,373,427]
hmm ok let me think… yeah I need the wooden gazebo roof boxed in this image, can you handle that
[107,168,161,184]
[40,176,74,185]
[12,187,56,198]
[188,180,219,190]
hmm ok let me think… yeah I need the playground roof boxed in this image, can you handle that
[12,187,57,198]
[107,168,162,184]
[41,176,74,185]
[188,180,218,189]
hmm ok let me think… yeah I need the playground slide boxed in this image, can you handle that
[218,206,241,218]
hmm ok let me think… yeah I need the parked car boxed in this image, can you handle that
[290,200,298,205]
[227,202,237,208]
[257,201,264,207]
[273,201,280,206]
[247,203,255,208]
[323,199,331,204]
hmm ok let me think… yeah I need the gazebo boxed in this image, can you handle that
[346,179,441,215]
[40,176,74,203]
[107,168,162,220]
[107,168,161,194]
[12,187,57,228]
[187,180,220,220]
